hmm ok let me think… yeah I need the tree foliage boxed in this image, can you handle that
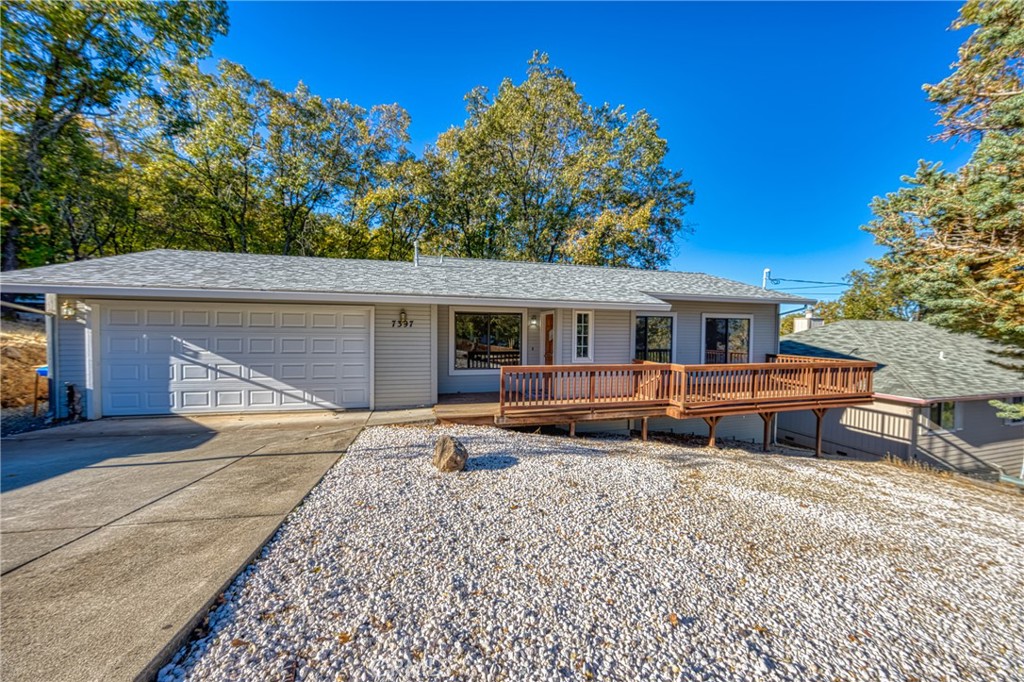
[419,54,694,267]
[814,269,918,324]
[2,34,693,270]
[0,0,228,269]
[861,0,1024,348]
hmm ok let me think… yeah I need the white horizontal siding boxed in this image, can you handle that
[374,303,434,409]
[54,297,88,418]
[559,309,632,364]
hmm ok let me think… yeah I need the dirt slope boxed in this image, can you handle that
[1,319,48,408]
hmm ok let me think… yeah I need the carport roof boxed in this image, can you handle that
[0,249,813,308]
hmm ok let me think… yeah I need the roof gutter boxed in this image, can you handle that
[0,283,671,312]
[648,292,816,306]
[875,392,1024,406]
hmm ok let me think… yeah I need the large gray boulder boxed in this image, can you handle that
[433,435,468,472]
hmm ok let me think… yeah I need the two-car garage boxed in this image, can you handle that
[98,302,372,416]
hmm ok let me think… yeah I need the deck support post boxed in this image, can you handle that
[569,422,576,438]
[702,416,721,448]
[812,408,828,457]
[641,417,649,442]
[759,412,775,452]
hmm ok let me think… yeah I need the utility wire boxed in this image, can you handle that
[768,277,849,287]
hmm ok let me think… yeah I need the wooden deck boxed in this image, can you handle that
[435,355,877,455]
[435,393,500,426]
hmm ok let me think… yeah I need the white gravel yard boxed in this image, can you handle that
[159,425,1024,682]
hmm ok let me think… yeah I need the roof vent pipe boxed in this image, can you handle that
[413,240,419,267]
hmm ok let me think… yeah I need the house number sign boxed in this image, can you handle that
[392,310,414,327]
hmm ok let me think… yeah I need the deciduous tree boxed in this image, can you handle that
[0,0,228,269]
[420,53,694,267]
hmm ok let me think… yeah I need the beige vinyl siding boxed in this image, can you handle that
[915,399,1024,475]
[373,303,434,409]
[777,400,915,458]
[53,296,89,418]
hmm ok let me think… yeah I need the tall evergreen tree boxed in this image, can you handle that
[863,0,1023,348]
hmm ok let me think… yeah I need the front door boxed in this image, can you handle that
[543,313,555,364]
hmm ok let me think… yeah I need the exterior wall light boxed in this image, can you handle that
[399,309,407,325]
[529,315,538,328]
[60,299,77,320]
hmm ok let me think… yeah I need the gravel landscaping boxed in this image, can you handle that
[159,425,1024,682]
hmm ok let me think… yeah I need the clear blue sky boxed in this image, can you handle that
[209,1,971,299]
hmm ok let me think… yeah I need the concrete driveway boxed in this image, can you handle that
[0,411,370,682]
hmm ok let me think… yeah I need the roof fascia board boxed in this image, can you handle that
[648,292,816,306]
[874,391,1024,405]
[0,283,670,311]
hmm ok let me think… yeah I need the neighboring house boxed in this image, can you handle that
[0,249,819,442]
[779,321,1024,480]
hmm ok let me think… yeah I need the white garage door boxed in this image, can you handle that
[100,302,371,416]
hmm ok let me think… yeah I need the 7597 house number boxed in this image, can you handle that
[392,319,414,327]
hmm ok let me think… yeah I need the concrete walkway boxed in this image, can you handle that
[0,410,429,682]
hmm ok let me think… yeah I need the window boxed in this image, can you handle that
[574,310,593,362]
[703,316,751,364]
[927,401,959,431]
[1004,396,1024,426]
[635,315,674,363]
[452,312,522,370]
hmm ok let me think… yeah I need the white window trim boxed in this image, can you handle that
[572,309,595,363]
[699,312,754,364]
[924,400,963,434]
[630,310,678,363]
[448,307,527,376]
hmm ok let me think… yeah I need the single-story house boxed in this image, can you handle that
[778,321,1024,480]
[0,249,826,443]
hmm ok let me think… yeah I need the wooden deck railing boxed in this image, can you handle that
[498,357,875,418]
[498,363,675,414]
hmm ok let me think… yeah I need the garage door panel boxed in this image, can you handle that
[100,303,371,416]
[181,311,210,326]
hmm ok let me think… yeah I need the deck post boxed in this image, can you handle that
[498,368,505,417]
[759,412,775,451]
[641,417,649,442]
[812,408,828,457]
[569,422,576,438]
[703,416,720,448]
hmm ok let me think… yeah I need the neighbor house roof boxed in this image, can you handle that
[781,320,1023,402]
[0,249,812,309]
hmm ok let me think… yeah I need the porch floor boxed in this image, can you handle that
[434,393,499,426]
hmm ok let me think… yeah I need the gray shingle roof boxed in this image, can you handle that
[781,321,1024,401]
[0,249,812,307]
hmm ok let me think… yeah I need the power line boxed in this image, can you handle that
[769,277,849,287]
